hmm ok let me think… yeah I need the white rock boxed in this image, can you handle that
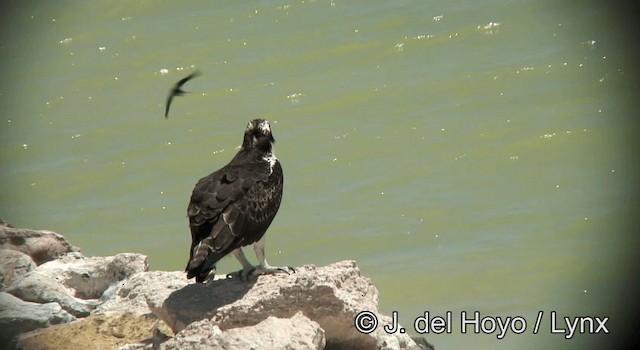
[151,260,420,350]
[117,344,152,350]
[162,311,325,350]
[38,252,148,299]
[7,252,148,317]
[1,223,430,350]
[0,226,78,265]
[95,270,189,316]
[7,271,94,317]
[0,249,36,291]
[0,291,75,347]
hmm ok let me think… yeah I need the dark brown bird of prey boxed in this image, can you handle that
[165,70,201,118]
[185,119,294,283]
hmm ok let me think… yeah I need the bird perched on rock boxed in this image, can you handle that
[185,119,294,283]
[165,70,201,118]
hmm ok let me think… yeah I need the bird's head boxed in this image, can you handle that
[242,118,275,153]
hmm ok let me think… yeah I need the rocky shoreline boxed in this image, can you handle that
[0,222,432,350]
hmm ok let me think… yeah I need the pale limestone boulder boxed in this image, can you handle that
[0,226,78,265]
[162,311,325,350]
[0,291,75,347]
[36,252,148,299]
[0,226,428,350]
[99,260,422,349]
[0,249,36,291]
[16,312,171,350]
[95,270,189,316]
[148,260,420,350]
[117,344,152,350]
[7,271,94,317]
[7,252,148,317]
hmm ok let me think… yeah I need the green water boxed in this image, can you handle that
[1,1,639,349]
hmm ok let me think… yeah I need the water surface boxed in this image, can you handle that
[1,1,639,349]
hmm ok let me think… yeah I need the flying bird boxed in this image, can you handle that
[185,119,294,283]
[165,70,201,118]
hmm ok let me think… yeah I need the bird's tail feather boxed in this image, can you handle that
[186,236,212,277]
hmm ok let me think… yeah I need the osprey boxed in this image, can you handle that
[185,119,294,283]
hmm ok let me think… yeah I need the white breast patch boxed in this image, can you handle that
[263,154,277,175]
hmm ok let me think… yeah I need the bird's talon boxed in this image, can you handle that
[278,266,296,274]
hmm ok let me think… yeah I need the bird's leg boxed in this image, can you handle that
[226,248,256,281]
[251,236,295,276]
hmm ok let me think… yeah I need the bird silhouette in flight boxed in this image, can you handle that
[165,70,201,118]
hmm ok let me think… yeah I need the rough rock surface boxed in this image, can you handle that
[0,223,432,350]
[0,224,150,348]
[0,292,75,346]
[155,260,417,349]
[162,311,325,350]
[0,249,36,291]
[0,225,79,265]
[16,313,168,350]
[90,260,421,350]
[7,252,148,317]
[95,271,189,317]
